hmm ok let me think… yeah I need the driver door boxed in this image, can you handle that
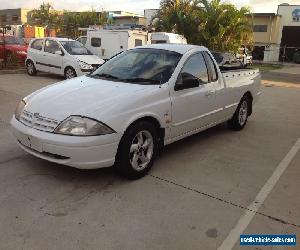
[170,52,217,139]
[40,39,63,75]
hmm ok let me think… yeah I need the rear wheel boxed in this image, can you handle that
[228,96,250,131]
[115,121,158,179]
[26,60,37,76]
[64,67,77,79]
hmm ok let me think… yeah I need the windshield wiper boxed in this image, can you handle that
[91,73,120,80]
[124,78,161,84]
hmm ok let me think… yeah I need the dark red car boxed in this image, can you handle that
[0,35,28,64]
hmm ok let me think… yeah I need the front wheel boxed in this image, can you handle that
[228,96,250,131]
[64,67,77,79]
[115,121,158,179]
[26,60,37,76]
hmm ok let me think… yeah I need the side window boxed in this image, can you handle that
[91,37,101,47]
[78,37,87,45]
[44,40,60,54]
[152,40,167,44]
[203,52,218,82]
[135,39,143,46]
[180,53,208,84]
[31,39,43,51]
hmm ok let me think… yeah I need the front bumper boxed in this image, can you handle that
[10,116,120,169]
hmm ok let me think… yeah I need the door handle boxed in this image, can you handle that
[205,90,215,97]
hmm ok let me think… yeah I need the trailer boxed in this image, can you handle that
[84,30,148,60]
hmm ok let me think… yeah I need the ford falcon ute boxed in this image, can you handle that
[11,44,261,179]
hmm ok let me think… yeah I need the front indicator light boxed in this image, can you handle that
[15,100,26,121]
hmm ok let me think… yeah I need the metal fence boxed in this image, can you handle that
[252,45,300,63]
[279,46,300,63]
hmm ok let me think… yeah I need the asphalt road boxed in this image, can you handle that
[261,71,300,84]
[0,73,299,250]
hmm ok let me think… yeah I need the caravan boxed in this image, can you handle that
[78,29,188,60]
[150,32,187,44]
[83,30,148,60]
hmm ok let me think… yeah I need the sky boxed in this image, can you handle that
[0,0,300,14]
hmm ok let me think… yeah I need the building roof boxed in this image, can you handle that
[136,44,206,54]
[246,13,282,17]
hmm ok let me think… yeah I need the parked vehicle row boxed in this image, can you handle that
[11,44,261,179]
[24,31,189,78]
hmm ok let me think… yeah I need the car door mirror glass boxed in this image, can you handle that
[175,72,200,91]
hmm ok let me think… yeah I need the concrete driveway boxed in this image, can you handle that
[0,73,299,250]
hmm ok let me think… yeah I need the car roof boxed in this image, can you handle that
[33,37,75,42]
[136,44,207,54]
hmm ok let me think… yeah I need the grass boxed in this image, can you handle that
[249,63,284,72]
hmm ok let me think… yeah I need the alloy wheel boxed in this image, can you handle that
[65,68,76,79]
[238,100,248,126]
[129,130,154,171]
[27,62,34,74]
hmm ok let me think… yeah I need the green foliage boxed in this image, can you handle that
[29,2,108,38]
[60,11,106,38]
[29,3,60,29]
[155,0,253,52]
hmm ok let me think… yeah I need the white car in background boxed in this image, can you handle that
[26,37,105,79]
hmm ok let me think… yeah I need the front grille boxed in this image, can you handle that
[20,110,60,132]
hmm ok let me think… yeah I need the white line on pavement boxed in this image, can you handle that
[218,138,300,250]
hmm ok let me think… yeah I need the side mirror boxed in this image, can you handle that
[174,72,200,91]
[55,50,63,56]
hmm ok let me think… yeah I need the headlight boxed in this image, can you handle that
[15,100,26,121]
[16,51,27,55]
[54,116,115,136]
[78,61,93,70]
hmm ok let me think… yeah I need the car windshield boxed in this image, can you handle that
[60,41,92,55]
[3,36,25,45]
[89,48,182,85]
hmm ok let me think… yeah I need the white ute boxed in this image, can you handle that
[11,44,261,179]
[26,37,105,79]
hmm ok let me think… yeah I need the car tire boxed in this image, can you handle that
[64,67,77,79]
[26,60,37,76]
[227,95,250,131]
[115,120,159,179]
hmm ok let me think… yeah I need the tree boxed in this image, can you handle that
[29,2,60,29]
[29,3,108,39]
[60,10,108,38]
[155,0,253,52]
[198,0,252,51]
[155,0,202,43]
